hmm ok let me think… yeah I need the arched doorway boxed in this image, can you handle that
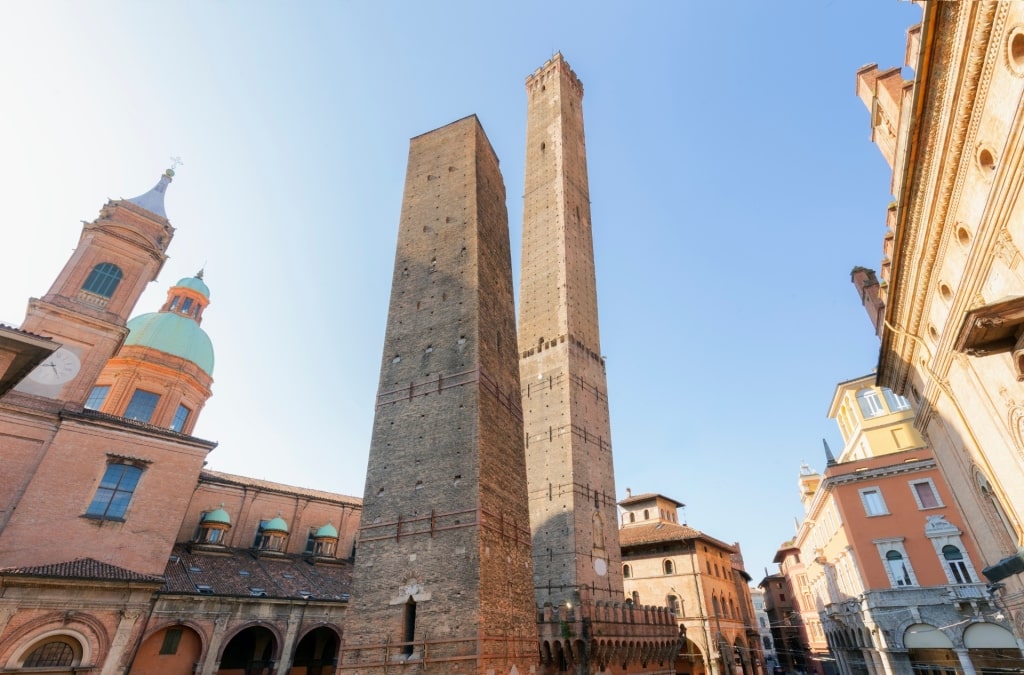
[904,623,957,675]
[130,624,203,674]
[292,626,339,675]
[219,625,277,675]
[676,637,706,675]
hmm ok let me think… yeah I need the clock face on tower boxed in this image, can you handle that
[27,347,82,385]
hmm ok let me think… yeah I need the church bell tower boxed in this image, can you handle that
[16,169,176,405]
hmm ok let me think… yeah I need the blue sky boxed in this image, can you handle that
[0,1,922,579]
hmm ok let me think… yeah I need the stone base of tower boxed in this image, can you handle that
[337,634,539,674]
[537,601,683,675]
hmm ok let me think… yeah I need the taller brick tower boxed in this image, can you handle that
[339,116,538,673]
[519,53,623,608]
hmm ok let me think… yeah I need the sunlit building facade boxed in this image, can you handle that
[777,376,1019,675]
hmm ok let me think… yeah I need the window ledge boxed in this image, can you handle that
[81,513,126,523]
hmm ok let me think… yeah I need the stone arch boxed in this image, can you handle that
[6,630,89,671]
[217,623,281,672]
[0,611,108,669]
[292,624,341,673]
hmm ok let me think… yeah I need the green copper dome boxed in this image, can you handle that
[125,312,215,375]
[176,274,210,299]
[315,522,338,539]
[264,516,289,533]
[201,507,232,525]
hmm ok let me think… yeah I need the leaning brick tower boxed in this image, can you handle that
[518,53,624,609]
[339,115,538,674]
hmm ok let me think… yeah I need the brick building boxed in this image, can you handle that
[773,376,1020,675]
[0,53,683,675]
[0,171,360,674]
[619,493,764,675]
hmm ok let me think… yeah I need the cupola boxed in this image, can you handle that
[123,271,214,376]
[87,272,215,436]
[196,505,232,546]
[254,514,290,554]
[312,521,340,558]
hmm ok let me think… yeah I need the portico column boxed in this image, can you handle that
[954,648,977,675]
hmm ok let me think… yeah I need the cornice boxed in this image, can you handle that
[933,3,1016,381]
[823,458,936,488]
[882,3,999,390]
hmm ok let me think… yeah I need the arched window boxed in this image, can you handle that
[667,594,681,614]
[883,388,911,411]
[712,595,721,616]
[22,637,80,668]
[629,512,635,523]
[856,388,885,418]
[622,564,631,578]
[943,545,972,584]
[885,550,912,586]
[81,263,123,298]
[85,463,143,520]
[643,509,650,520]
[663,559,674,575]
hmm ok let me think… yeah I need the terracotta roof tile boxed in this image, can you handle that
[0,557,163,583]
[162,544,352,601]
[618,522,737,553]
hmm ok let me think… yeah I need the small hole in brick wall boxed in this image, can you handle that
[415,480,423,490]
[402,267,408,276]
[425,346,433,353]
[540,142,546,152]
[458,336,466,345]
[393,355,401,364]
[377,488,384,496]
[454,475,461,485]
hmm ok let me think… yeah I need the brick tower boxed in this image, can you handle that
[519,53,623,608]
[339,116,538,673]
[15,170,176,406]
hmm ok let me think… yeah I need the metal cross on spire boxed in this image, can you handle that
[170,156,184,170]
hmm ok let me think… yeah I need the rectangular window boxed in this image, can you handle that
[85,385,110,410]
[170,404,190,432]
[253,520,270,548]
[159,628,183,655]
[911,480,941,509]
[85,463,143,520]
[860,488,888,516]
[125,390,160,423]
[305,527,317,554]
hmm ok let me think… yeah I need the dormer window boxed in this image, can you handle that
[195,506,232,545]
[253,516,290,552]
